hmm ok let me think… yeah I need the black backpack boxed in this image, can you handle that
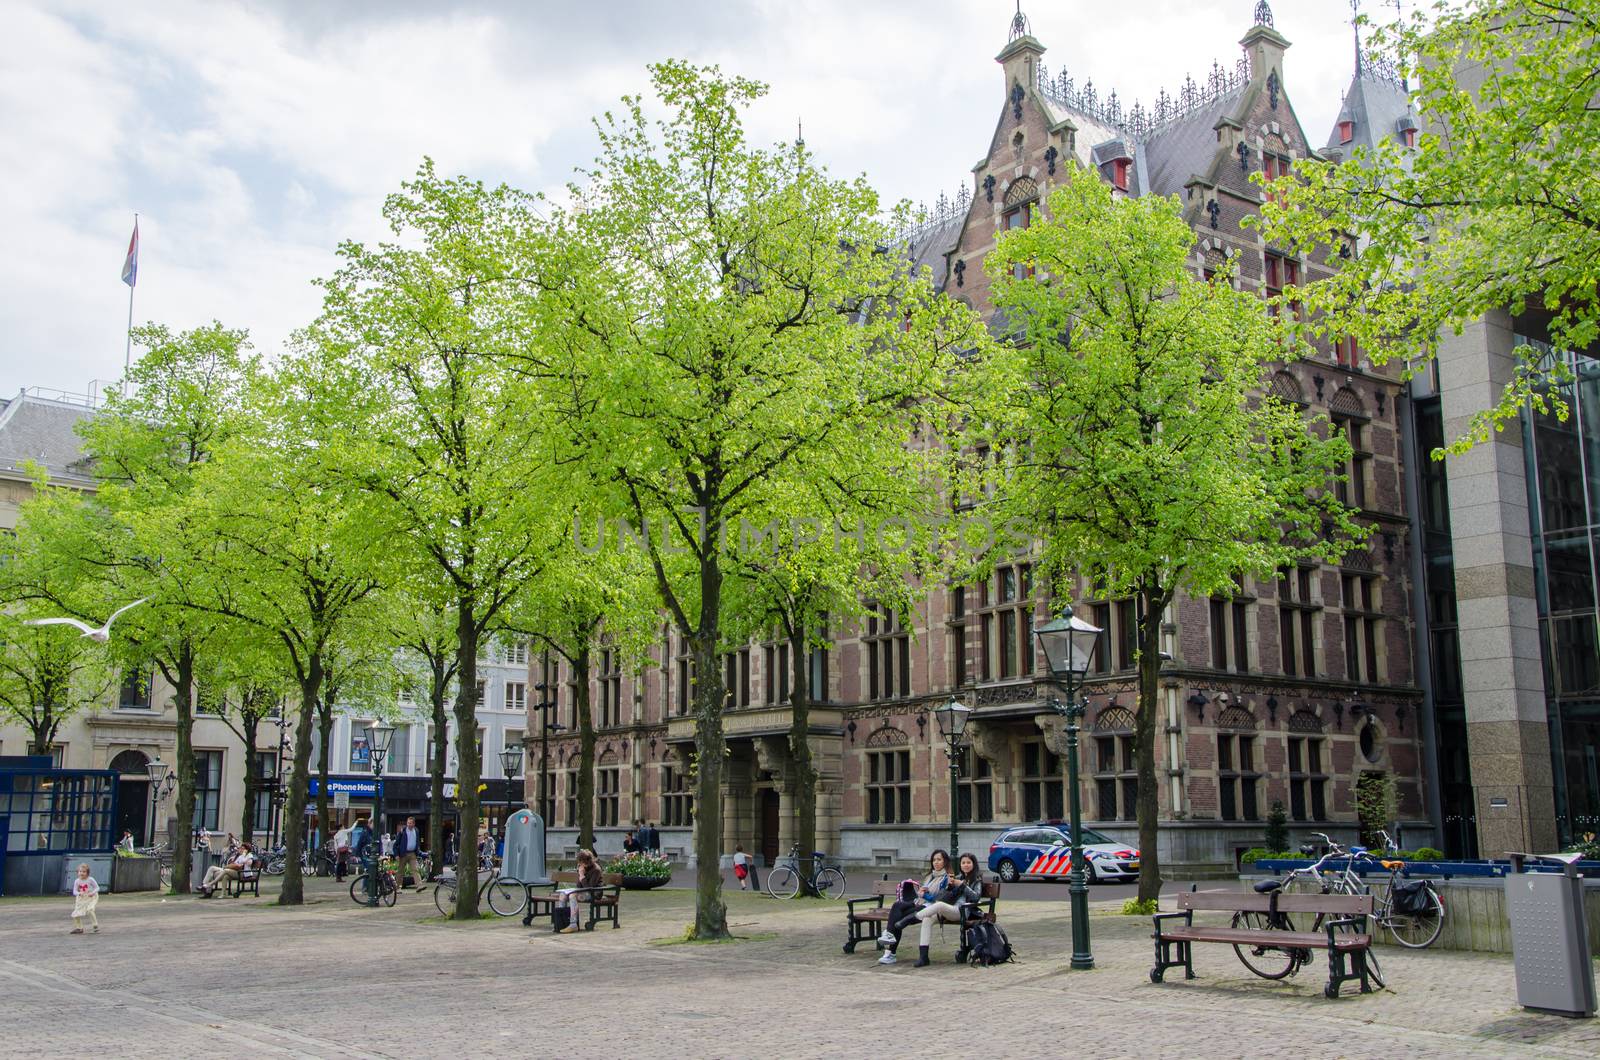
[965,919,1015,966]
[1390,880,1431,916]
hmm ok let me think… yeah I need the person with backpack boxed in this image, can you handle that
[910,851,983,967]
[333,822,353,882]
[876,849,954,966]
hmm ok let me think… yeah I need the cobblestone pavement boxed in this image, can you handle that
[2,876,1597,1058]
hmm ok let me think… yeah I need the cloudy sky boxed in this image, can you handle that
[3,0,1373,397]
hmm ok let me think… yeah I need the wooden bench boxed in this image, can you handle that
[1150,889,1377,999]
[523,871,623,931]
[844,879,1001,956]
[227,857,261,898]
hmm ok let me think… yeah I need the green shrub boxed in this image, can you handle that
[1264,801,1289,854]
[1121,897,1158,916]
[1240,847,1269,865]
[1411,847,1445,861]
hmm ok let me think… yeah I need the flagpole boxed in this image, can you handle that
[123,213,136,398]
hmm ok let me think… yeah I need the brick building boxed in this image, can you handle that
[529,3,1433,874]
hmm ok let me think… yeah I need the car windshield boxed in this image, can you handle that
[1070,828,1115,845]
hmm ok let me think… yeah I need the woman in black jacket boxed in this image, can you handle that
[910,852,983,967]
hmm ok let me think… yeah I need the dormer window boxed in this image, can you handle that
[1112,158,1130,191]
[1338,120,1354,145]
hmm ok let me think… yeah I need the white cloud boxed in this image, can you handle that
[1,0,1371,396]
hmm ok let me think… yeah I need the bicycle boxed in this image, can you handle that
[432,864,529,917]
[1362,831,1446,948]
[135,844,174,890]
[350,855,398,907]
[766,843,846,899]
[1233,834,1385,988]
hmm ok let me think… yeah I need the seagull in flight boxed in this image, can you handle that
[25,598,149,643]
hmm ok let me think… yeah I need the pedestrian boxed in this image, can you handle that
[555,849,603,934]
[395,816,426,890]
[910,851,982,968]
[732,845,751,891]
[642,821,660,852]
[622,830,640,854]
[69,863,100,934]
[333,821,353,881]
[199,842,254,898]
[117,830,135,852]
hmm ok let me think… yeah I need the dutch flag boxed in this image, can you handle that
[121,218,138,288]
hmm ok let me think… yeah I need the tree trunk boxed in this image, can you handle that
[575,645,596,852]
[428,663,448,872]
[239,713,260,845]
[171,645,197,894]
[278,655,323,906]
[316,701,333,849]
[690,541,730,940]
[451,598,483,920]
[787,623,819,897]
[1134,583,1167,905]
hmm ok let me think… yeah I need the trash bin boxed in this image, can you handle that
[190,849,221,893]
[1506,853,1597,1018]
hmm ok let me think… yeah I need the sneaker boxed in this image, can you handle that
[877,930,896,945]
[70,928,83,935]
[91,926,99,933]
[878,951,897,965]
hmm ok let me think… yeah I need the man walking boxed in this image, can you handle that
[395,816,425,890]
[642,821,660,853]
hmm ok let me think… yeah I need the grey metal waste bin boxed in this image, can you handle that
[190,850,221,893]
[1505,854,1596,1018]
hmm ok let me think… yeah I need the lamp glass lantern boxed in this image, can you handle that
[930,698,972,742]
[146,759,169,789]
[365,722,396,775]
[499,745,524,779]
[1034,613,1102,683]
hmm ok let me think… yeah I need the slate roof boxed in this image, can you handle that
[1141,87,1248,199]
[902,214,965,291]
[0,392,98,486]
[1325,63,1415,158]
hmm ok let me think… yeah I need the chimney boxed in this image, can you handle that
[1241,2,1291,85]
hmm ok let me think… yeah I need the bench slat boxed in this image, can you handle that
[1174,889,1372,916]
[1158,925,1371,950]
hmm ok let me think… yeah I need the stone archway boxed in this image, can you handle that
[109,749,151,846]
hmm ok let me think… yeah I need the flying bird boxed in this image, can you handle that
[25,598,149,643]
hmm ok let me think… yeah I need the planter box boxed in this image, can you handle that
[111,855,162,892]
[620,875,670,891]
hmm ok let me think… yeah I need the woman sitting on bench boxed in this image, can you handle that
[876,849,952,966]
[910,852,982,967]
[556,849,603,934]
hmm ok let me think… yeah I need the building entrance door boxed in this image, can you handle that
[760,789,780,867]
[109,749,150,845]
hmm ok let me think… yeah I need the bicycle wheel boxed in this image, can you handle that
[1363,945,1386,989]
[433,881,458,917]
[814,867,847,900]
[486,877,527,917]
[159,866,172,890]
[1386,886,1445,949]
[767,865,800,899]
[350,877,371,905]
[1230,911,1300,979]
[265,857,285,876]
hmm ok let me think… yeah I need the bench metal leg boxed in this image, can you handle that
[1150,937,1194,984]
[1323,947,1371,999]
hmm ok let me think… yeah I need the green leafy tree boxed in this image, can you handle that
[302,161,563,918]
[533,62,983,937]
[1256,0,1600,449]
[198,639,292,845]
[982,175,1360,903]
[0,618,113,756]
[386,592,459,867]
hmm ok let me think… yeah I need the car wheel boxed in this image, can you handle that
[997,859,1019,883]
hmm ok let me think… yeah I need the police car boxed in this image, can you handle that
[987,822,1140,883]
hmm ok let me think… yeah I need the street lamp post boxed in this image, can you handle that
[929,698,973,860]
[532,687,558,823]
[364,722,395,906]
[145,759,175,847]
[1034,612,1102,971]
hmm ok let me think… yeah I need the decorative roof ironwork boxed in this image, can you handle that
[1009,2,1032,42]
[1254,1,1275,28]
[894,184,971,246]
[1036,57,1249,141]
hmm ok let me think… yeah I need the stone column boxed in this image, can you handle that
[1437,311,1558,855]
[720,749,754,867]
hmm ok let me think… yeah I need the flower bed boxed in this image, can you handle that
[608,851,672,889]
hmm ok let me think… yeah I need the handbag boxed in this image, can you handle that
[552,906,571,932]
